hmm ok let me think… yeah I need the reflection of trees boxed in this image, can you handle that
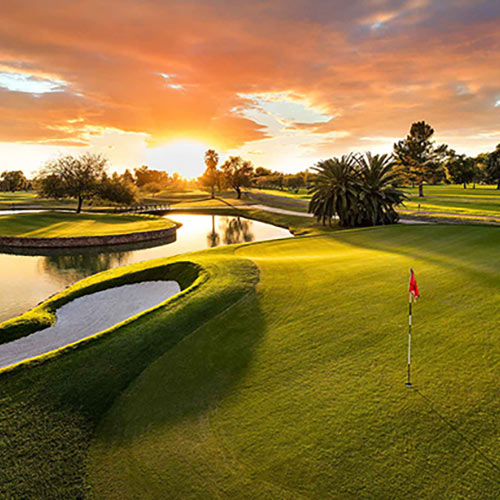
[221,217,254,245]
[40,251,131,284]
[206,215,220,248]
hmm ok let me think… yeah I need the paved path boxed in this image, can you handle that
[400,210,500,223]
[171,201,428,224]
[246,204,313,217]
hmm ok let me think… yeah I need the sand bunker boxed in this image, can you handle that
[0,280,180,369]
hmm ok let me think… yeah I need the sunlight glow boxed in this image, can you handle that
[146,140,212,178]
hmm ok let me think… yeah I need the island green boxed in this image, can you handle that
[0,212,175,238]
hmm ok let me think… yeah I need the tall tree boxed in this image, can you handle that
[393,121,447,197]
[36,153,108,213]
[203,149,219,199]
[487,144,500,189]
[472,153,489,188]
[121,169,135,185]
[220,156,254,199]
[133,166,169,188]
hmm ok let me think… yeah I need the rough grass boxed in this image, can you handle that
[86,224,500,499]
[0,212,175,238]
[0,248,260,498]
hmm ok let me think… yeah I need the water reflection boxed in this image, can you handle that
[206,216,220,248]
[40,252,130,284]
[205,215,255,247]
[221,217,254,245]
[0,214,290,322]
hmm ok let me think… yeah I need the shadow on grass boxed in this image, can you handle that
[94,285,266,445]
[0,255,259,498]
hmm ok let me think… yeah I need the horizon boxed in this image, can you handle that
[1,0,499,177]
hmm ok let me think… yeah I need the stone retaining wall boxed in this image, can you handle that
[0,224,180,248]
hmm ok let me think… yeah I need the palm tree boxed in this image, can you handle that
[356,153,406,225]
[308,154,360,227]
[204,149,219,199]
[308,153,406,227]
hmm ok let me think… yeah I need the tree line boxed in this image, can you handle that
[393,121,500,194]
[1,120,499,219]
[308,121,500,227]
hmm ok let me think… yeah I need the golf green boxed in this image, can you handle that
[0,211,174,238]
[87,224,500,498]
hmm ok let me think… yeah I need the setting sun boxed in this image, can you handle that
[146,140,213,179]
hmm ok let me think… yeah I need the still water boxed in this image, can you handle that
[0,214,291,323]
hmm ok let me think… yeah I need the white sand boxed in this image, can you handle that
[0,280,180,369]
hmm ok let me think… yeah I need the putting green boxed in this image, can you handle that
[0,211,174,238]
[85,224,500,499]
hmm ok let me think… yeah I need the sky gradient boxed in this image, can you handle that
[0,0,499,177]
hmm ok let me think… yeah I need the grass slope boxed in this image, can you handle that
[87,225,500,499]
[0,250,259,498]
[0,212,174,238]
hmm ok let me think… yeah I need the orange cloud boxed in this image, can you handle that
[0,0,499,169]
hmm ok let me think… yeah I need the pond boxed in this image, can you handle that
[0,214,291,323]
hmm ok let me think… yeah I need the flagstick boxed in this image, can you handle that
[406,292,412,387]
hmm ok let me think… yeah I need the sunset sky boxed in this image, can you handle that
[0,0,499,177]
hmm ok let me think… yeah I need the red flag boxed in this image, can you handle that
[409,268,420,299]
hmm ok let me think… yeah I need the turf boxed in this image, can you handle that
[0,212,175,238]
[1,223,500,498]
[0,249,259,498]
[85,225,500,499]
[0,190,114,210]
[403,185,500,217]
[252,185,500,219]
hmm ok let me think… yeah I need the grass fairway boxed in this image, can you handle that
[0,250,259,498]
[1,223,499,498]
[250,185,500,221]
[0,211,174,238]
[84,224,500,499]
[402,185,500,217]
